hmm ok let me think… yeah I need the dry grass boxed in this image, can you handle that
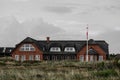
[0,58,119,80]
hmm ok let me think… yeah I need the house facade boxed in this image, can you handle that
[12,37,109,62]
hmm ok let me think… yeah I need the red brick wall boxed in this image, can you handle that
[12,43,43,61]
[77,44,106,61]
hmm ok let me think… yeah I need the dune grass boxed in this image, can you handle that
[0,58,119,80]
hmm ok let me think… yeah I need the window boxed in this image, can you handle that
[90,55,93,62]
[99,56,103,61]
[50,47,61,52]
[35,55,40,61]
[29,55,34,61]
[64,47,75,52]
[80,55,84,62]
[3,47,6,53]
[15,55,19,61]
[20,44,35,51]
[21,55,26,61]
[9,49,12,52]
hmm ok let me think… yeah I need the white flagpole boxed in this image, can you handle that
[86,25,89,62]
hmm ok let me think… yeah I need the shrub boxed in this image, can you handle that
[93,69,118,77]
[13,60,41,66]
[0,61,6,66]
[0,57,14,62]
[96,62,107,70]
[14,61,21,66]
[114,58,120,69]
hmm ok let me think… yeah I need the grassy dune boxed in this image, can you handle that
[0,57,119,80]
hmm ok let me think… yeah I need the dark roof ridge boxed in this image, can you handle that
[37,39,106,41]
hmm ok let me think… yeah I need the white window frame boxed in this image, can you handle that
[21,55,26,62]
[80,55,84,62]
[29,55,34,61]
[35,55,40,61]
[20,44,35,51]
[3,47,6,53]
[90,55,93,62]
[99,56,103,61]
[15,55,19,61]
[50,47,61,52]
[64,47,75,52]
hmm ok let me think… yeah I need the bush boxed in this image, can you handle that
[14,61,21,66]
[0,57,14,62]
[93,69,118,77]
[22,60,41,66]
[0,61,6,66]
[96,62,108,70]
[114,58,120,68]
[23,60,38,63]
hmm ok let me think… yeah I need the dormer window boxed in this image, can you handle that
[43,47,45,51]
[64,47,75,52]
[50,47,61,52]
[89,48,93,51]
[9,49,12,52]
[20,44,35,51]
[3,47,6,53]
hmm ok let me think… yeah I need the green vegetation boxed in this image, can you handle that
[0,57,119,80]
[93,69,118,77]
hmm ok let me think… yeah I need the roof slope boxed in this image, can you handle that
[13,37,109,54]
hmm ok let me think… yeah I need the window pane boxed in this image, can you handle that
[15,55,19,61]
[80,55,84,62]
[50,47,61,52]
[29,55,34,60]
[30,48,35,51]
[70,48,73,50]
[56,48,58,50]
[26,47,29,51]
[19,44,35,51]
[66,48,69,50]
[64,47,75,52]
[90,55,93,62]
[99,56,103,61]
[21,55,26,61]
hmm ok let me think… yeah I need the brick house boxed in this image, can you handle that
[12,37,43,61]
[12,37,109,61]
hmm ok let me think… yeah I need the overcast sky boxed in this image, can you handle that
[0,0,120,54]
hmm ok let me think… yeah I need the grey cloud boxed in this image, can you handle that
[0,16,25,46]
[22,18,64,36]
[0,16,64,47]
[44,6,73,14]
[12,0,29,2]
[96,30,120,54]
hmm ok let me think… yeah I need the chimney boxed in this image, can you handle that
[46,37,50,43]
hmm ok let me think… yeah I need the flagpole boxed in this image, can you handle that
[86,25,88,62]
